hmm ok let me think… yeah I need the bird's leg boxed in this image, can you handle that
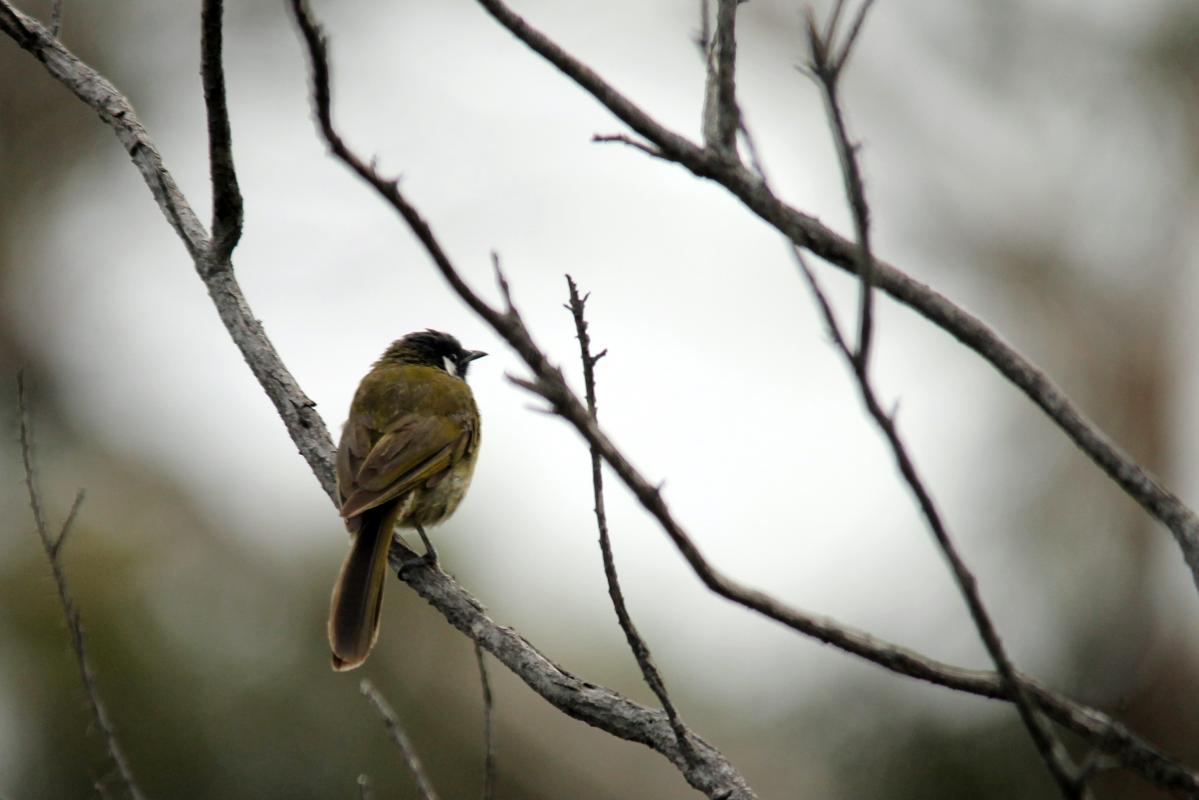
[415,523,439,566]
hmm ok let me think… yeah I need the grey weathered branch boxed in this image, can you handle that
[473,0,1199,593]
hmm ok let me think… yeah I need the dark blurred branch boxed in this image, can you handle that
[473,642,496,800]
[801,7,1083,798]
[201,0,244,262]
[17,374,146,800]
[470,0,1199,593]
[288,3,1199,795]
[790,239,1087,799]
[360,680,439,800]
[566,276,699,771]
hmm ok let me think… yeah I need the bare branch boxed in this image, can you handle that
[474,643,496,800]
[357,774,374,800]
[468,0,1199,599]
[566,276,699,771]
[360,680,439,800]
[17,374,146,800]
[201,0,244,261]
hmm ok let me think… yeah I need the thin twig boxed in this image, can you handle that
[469,0,1199,591]
[17,373,146,800]
[49,0,62,37]
[473,642,496,800]
[591,132,666,160]
[565,276,698,771]
[360,680,440,800]
[200,0,243,262]
[286,4,1199,794]
[694,0,711,57]
[357,774,374,800]
[52,488,86,558]
[801,4,876,372]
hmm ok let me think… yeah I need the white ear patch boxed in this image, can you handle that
[443,356,458,377]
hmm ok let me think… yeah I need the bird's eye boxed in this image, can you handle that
[443,356,458,377]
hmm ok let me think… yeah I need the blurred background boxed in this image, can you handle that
[3,0,1199,797]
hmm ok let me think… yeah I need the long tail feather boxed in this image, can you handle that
[327,505,397,671]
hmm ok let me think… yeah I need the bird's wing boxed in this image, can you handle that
[338,413,471,520]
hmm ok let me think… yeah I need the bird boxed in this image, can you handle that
[327,330,486,671]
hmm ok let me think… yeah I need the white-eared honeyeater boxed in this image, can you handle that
[327,330,486,671]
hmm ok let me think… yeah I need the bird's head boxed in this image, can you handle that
[380,329,488,380]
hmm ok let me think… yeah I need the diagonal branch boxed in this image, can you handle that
[565,276,699,771]
[17,374,147,800]
[360,680,439,800]
[470,0,1199,594]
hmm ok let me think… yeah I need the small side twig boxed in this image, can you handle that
[800,1,877,371]
[474,642,496,800]
[200,0,243,262]
[49,0,62,37]
[17,373,146,800]
[701,0,741,156]
[693,0,711,56]
[565,276,698,772]
[360,679,439,800]
[357,774,374,800]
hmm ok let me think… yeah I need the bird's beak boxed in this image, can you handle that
[462,350,488,364]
